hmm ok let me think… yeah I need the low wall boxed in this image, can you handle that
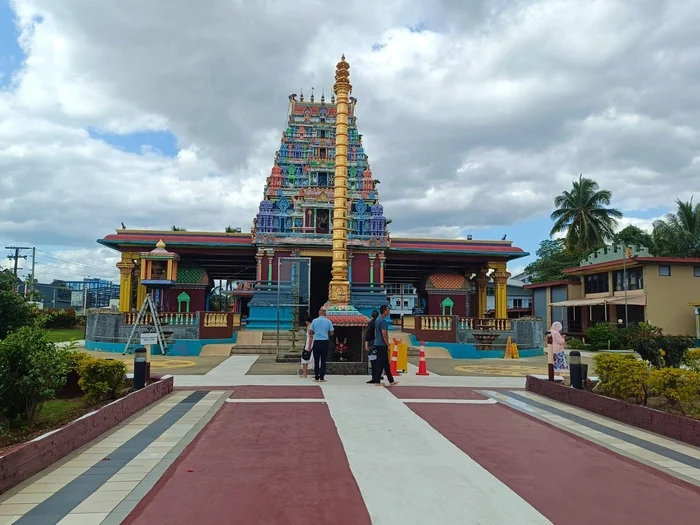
[407,335,543,359]
[86,311,198,345]
[526,376,700,448]
[85,335,237,356]
[0,376,174,495]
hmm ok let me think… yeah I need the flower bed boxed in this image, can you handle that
[0,375,173,495]
[526,375,700,447]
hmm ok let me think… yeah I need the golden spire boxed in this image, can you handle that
[156,239,166,250]
[328,54,352,305]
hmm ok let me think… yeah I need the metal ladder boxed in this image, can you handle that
[123,293,168,355]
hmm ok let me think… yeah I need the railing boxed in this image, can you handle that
[421,316,453,331]
[402,316,415,330]
[459,318,512,331]
[124,312,197,326]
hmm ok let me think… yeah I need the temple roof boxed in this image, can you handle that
[177,266,210,286]
[98,230,528,259]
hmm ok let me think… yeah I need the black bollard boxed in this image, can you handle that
[134,346,147,390]
[569,351,582,389]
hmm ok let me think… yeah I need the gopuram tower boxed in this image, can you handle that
[247,55,390,334]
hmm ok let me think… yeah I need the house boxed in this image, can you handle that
[526,245,700,336]
[524,279,582,330]
[486,278,533,318]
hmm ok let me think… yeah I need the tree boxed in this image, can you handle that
[0,326,68,426]
[225,225,235,233]
[0,269,32,339]
[651,197,700,258]
[171,225,186,231]
[524,239,586,283]
[550,174,623,253]
[612,225,653,250]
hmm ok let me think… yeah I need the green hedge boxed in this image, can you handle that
[77,358,127,404]
[593,353,650,404]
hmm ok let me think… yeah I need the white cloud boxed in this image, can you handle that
[1,0,699,282]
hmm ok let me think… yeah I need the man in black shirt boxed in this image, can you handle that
[365,310,379,384]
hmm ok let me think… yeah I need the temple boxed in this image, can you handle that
[91,56,530,355]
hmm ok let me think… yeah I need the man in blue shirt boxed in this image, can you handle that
[308,307,334,382]
[372,305,398,386]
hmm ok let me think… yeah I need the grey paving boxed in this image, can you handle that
[14,391,207,525]
[502,391,700,469]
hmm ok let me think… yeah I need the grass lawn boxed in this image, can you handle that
[46,327,85,342]
[0,398,89,452]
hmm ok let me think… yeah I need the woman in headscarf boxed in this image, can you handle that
[550,321,568,371]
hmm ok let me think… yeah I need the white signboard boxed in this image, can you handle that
[70,291,83,307]
[140,333,159,345]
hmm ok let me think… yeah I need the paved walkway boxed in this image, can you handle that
[2,356,700,524]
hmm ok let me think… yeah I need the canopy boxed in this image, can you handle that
[550,294,646,307]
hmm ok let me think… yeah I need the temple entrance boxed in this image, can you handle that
[310,258,332,316]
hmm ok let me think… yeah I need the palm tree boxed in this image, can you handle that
[171,225,186,231]
[652,197,700,258]
[550,174,623,253]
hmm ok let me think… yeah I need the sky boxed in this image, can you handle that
[1,0,699,285]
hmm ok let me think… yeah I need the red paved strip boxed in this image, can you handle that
[124,403,370,525]
[388,386,487,400]
[409,403,700,525]
[229,385,324,399]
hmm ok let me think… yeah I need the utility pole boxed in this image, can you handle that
[5,246,30,293]
[83,280,88,314]
[30,247,36,296]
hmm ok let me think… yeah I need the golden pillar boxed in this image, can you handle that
[475,269,489,318]
[116,253,135,312]
[328,55,352,305]
[491,262,511,319]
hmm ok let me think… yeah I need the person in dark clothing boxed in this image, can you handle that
[365,310,379,384]
[372,305,398,386]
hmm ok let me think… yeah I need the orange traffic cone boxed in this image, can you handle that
[390,342,401,376]
[416,341,429,376]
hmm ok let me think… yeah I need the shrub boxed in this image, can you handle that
[593,353,650,404]
[34,308,79,330]
[586,323,620,350]
[684,349,700,372]
[647,367,700,415]
[630,326,695,368]
[617,325,641,348]
[566,338,588,350]
[65,351,94,373]
[78,359,127,403]
[0,327,68,426]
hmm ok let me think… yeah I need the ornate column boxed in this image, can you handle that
[116,254,135,312]
[328,55,352,305]
[266,249,275,285]
[368,252,377,289]
[378,252,386,285]
[475,268,489,318]
[132,256,146,308]
[491,262,511,319]
[255,249,264,283]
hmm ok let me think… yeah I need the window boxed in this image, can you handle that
[319,130,327,139]
[385,284,400,295]
[694,266,700,277]
[613,267,644,291]
[402,283,414,294]
[659,265,671,277]
[486,287,494,296]
[584,272,609,294]
[510,298,523,308]
[403,300,409,307]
